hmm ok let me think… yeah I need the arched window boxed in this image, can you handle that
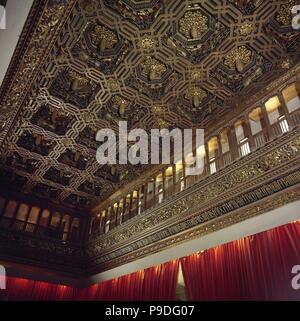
[235,120,250,157]
[164,166,174,197]
[70,218,80,240]
[220,129,230,154]
[131,191,138,215]
[122,194,130,219]
[89,216,95,235]
[146,180,154,208]
[48,212,61,239]
[25,206,40,233]
[118,199,124,224]
[234,120,245,142]
[105,219,110,234]
[50,212,60,228]
[185,149,201,183]
[100,210,106,231]
[155,173,164,203]
[265,96,281,125]
[14,203,29,231]
[106,206,112,226]
[61,215,71,241]
[112,203,118,226]
[282,83,300,113]
[16,203,29,222]
[265,96,289,134]
[194,145,206,176]
[38,209,50,227]
[248,107,263,135]
[138,186,145,215]
[208,137,218,174]
[3,200,17,218]
[175,164,185,192]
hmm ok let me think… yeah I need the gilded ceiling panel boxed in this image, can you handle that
[0,0,299,210]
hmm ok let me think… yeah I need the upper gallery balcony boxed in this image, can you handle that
[90,80,300,239]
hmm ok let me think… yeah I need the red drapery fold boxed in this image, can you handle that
[143,260,179,301]
[94,269,145,301]
[0,278,79,301]
[0,261,179,301]
[1,222,300,301]
[180,222,300,301]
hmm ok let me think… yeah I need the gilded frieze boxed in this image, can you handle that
[91,132,300,253]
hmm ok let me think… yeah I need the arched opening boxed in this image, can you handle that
[25,206,41,233]
[282,83,300,113]
[61,214,71,241]
[70,218,80,241]
[235,120,250,157]
[208,137,218,174]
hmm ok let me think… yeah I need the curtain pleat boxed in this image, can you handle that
[1,222,300,301]
[143,260,179,300]
[181,222,300,301]
[0,262,178,301]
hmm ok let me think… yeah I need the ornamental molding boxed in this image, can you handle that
[86,128,300,271]
[0,0,77,151]
[92,185,300,274]
[91,128,300,246]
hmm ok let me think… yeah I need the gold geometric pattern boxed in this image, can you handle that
[224,46,252,72]
[139,36,156,49]
[185,86,207,108]
[239,23,254,35]
[140,56,167,80]
[90,25,118,50]
[111,95,130,116]
[107,79,121,91]
[276,0,297,26]
[0,0,299,210]
[281,58,291,69]
[68,70,91,89]
[179,10,208,39]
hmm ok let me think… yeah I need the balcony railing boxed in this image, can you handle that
[90,80,300,239]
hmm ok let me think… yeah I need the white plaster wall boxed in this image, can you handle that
[0,0,33,86]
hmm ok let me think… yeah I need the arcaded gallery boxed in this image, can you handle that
[0,0,300,302]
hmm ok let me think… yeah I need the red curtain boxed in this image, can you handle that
[2,222,300,301]
[0,262,179,301]
[0,277,78,301]
[181,221,300,301]
[143,260,179,301]
[93,269,145,301]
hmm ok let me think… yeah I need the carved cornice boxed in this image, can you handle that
[0,0,77,151]
[91,129,300,247]
[86,128,300,272]
[91,186,300,273]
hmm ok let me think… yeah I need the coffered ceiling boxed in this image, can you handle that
[0,0,299,211]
